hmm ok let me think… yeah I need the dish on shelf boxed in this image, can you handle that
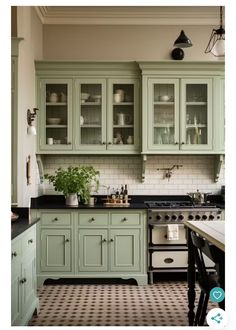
[159,95,170,102]
[81,93,90,101]
[47,117,61,125]
[92,95,102,102]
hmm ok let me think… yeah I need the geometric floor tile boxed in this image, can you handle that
[29,280,217,326]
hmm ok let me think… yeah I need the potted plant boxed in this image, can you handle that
[45,166,100,206]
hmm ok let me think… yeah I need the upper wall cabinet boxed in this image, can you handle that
[139,61,225,154]
[35,62,140,154]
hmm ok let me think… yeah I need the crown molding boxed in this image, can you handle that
[34,6,223,26]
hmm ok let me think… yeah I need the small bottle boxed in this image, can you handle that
[124,184,128,203]
[111,188,116,202]
[120,185,124,203]
[115,188,120,201]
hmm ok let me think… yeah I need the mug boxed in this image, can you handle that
[114,93,124,103]
[50,92,58,103]
[89,196,97,206]
[47,138,53,145]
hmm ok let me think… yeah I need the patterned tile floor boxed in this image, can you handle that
[29,279,217,326]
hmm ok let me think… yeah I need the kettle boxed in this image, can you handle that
[187,190,212,204]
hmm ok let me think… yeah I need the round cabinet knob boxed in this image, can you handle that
[188,214,194,220]
[28,239,33,243]
[65,238,70,242]
[202,215,208,220]
[110,238,114,242]
[171,214,177,221]
[209,214,215,220]
[102,142,106,145]
[181,142,185,145]
[165,215,170,220]
[122,217,127,222]
[156,215,162,221]
[102,238,107,243]
[53,217,58,221]
[175,142,179,145]
[195,214,201,220]
[178,214,184,221]
[12,252,17,257]
[90,217,95,222]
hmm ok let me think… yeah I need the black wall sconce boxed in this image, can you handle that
[27,108,39,135]
[171,30,193,60]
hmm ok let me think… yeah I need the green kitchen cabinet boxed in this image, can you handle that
[11,225,39,326]
[40,228,72,272]
[37,78,73,151]
[35,61,140,154]
[78,229,108,272]
[139,61,225,154]
[36,209,147,286]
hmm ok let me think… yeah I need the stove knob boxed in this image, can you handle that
[156,215,162,221]
[195,214,201,220]
[209,214,215,220]
[202,215,208,220]
[171,214,177,221]
[178,214,184,221]
[188,214,194,220]
[165,215,170,220]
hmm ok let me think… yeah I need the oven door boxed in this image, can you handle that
[150,224,186,245]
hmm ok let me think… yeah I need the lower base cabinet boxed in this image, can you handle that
[11,225,39,326]
[34,210,147,286]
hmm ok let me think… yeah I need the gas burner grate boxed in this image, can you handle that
[145,201,194,209]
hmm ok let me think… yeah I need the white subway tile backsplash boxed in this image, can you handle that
[42,155,224,196]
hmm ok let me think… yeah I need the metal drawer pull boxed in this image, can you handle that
[102,238,107,243]
[28,239,33,244]
[12,252,17,257]
[53,217,58,221]
[122,217,127,222]
[20,278,27,284]
[164,258,174,264]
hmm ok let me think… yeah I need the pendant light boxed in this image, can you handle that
[205,6,225,57]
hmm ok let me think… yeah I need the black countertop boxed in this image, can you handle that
[30,194,225,210]
[11,207,40,240]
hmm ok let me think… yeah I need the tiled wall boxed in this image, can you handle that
[41,155,225,196]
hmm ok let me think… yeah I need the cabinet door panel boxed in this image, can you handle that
[11,263,21,325]
[21,255,36,316]
[40,229,72,272]
[78,229,108,272]
[181,79,213,150]
[110,229,140,272]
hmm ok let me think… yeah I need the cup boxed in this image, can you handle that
[49,93,58,103]
[114,93,124,103]
[89,196,97,206]
[47,138,53,145]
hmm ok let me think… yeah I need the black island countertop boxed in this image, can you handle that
[11,207,40,240]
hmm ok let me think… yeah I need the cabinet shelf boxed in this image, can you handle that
[46,102,67,106]
[81,124,101,128]
[113,125,134,128]
[154,123,174,128]
[186,124,207,129]
[46,125,67,128]
[81,102,101,106]
[153,102,174,106]
[186,102,207,106]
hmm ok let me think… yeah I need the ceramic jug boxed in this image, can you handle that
[50,92,58,103]
[117,113,131,126]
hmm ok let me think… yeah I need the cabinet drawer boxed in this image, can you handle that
[21,226,36,256]
[111,213,140,226]
[11,239,21,265]
[41,212,72,226]
[79,214,109,226]
[151,251,188,268]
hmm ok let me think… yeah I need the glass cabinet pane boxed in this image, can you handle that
[112,84,134,145]
[153,83,175,145]
[80,83,102,145]
[45,83,69,145]
[185,83,208,145]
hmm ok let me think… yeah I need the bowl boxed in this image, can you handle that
[47,117,61,125]
[92,95,102,102]
[81,93,90,101]
[159,95,170,102]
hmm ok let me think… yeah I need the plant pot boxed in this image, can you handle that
[65,193,79,207]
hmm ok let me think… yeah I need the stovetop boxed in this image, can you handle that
[144,200,217,209]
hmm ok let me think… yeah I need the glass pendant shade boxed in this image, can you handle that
[174,30,193,48]
[205,7,225,57]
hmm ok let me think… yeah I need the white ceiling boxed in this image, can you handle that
[34,6,222,26]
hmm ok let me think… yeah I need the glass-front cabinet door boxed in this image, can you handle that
[147,79,180,151]
[181,79,212,150]
[75,79,106,151]
[38,79,73,150]
[107,78,139,152]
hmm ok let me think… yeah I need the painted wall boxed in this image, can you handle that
[43,25,222,61]
[16,7,43,206]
